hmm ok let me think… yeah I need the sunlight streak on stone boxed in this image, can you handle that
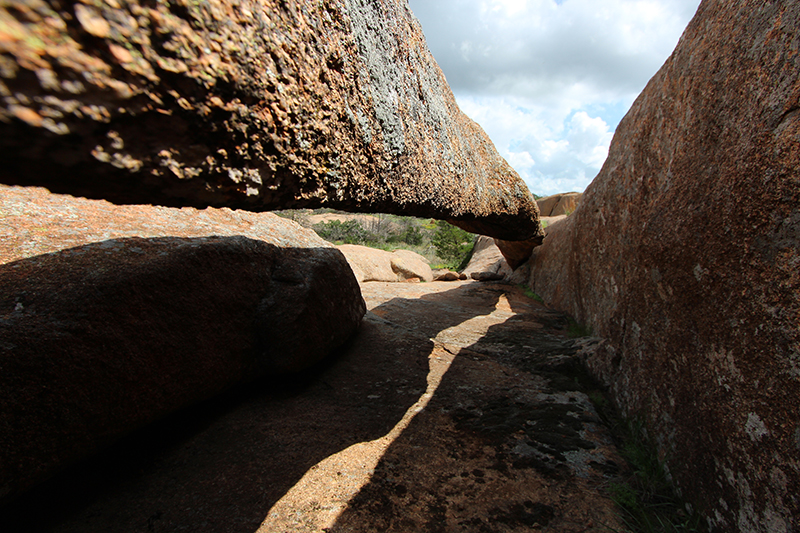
[257,298,514,532]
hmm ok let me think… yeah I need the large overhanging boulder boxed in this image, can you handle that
[528,1,800,530]
[0,0,543,247]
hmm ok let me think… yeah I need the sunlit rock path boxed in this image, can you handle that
[1,281,625,533]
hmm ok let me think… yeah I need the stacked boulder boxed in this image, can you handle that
[0,0,542,247]
[337,245,433,283]
[536,192,582,217]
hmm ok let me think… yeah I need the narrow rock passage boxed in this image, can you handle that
[328,282,625,532]
[0,281,624,533]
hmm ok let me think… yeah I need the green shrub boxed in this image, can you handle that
[401,225,423,246]
[387,224,424,246]
[584,399,708,533]
[308,212,474,268]
[607,419,707,532]
[313,219,369,244]
[518,284,544,303]
[431,221,474,268]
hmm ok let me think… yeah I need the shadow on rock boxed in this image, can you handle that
[0,282,506,533]
[330,283,625,532]
[0,318,427,533]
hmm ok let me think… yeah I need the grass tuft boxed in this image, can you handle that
[566,318,593,338]
[517,284,544,303]
[585,397,708,533]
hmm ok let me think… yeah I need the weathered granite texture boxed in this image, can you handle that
[0,0,542,244]
[529,1,800,530]
[462,235,511,280]
[0,235,365,505]
[0,184,333,263]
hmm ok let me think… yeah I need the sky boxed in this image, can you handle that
[407,0,702,197]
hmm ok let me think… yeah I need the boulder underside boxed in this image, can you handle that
[0,0,542,244]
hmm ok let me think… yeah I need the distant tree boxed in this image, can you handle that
[432,221,473,268]
[274,209,311,227]
[401,225,423,246]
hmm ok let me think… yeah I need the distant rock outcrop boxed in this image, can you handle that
[0,235,365,505]
[0,0,542,246]
[529,2,800,531]
[462,236,512,280]
[337,244,433,283]
[535,192,582,217]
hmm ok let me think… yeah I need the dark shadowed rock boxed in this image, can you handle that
[492,237,536,270]
[0,0,542,245]
[0,282,626,532]
[0,235,365,505]
[529,1,800,530]
[470,271,505,282]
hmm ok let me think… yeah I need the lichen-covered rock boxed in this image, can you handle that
[0,235,365,505]
[0,184,331,264]
[0,0,542,245]
[529,2,800,530]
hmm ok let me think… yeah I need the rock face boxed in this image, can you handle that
[536,192,582,217]
[529,2,800,531]
[0,0,542,244]
[0,235,365,505]
[0,282,628,532]
[0,185,367,504]
[337,244,433,283]
[462,236,512,280]
[0,184,332,263]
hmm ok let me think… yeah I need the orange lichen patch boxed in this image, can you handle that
[8,104,42,126]
[74,4,111,38]
[107,43,133,63]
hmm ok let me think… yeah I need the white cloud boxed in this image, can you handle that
[409,0,701,194]
[566,111,614,168]
[456,96,614,196]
